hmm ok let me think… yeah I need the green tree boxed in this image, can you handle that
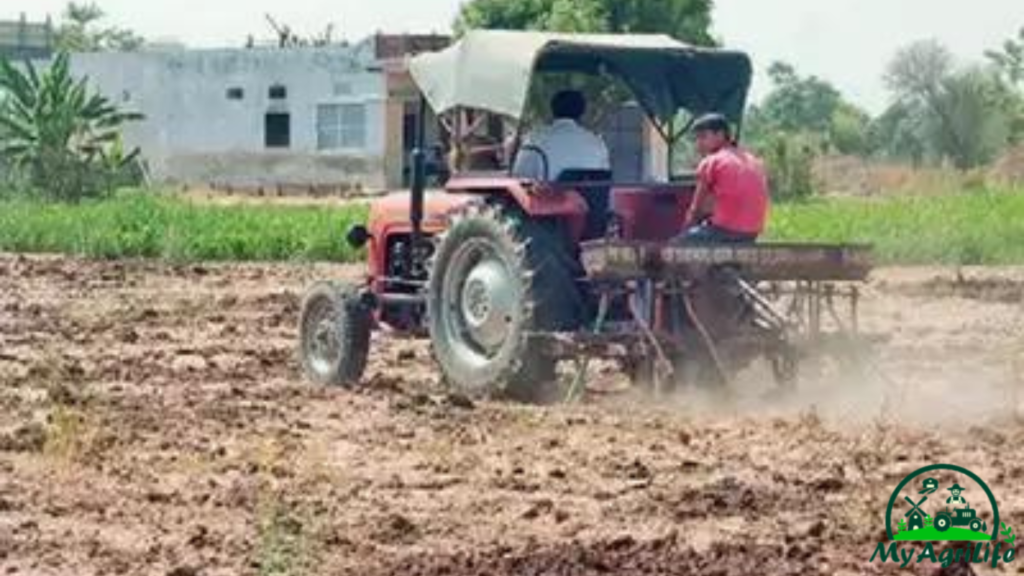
[455,0,715,45]
[0,53,144,200]
[601,0,714,45]
[986,27,1024,87]
[55,2,144,52]
[760,62,842,134]
[743,62,872,199]
[985,27,1024,144]
[867,100,929,164]
[544,0,606,33]
[885,40,953,102]
[745,62,870,156]
[455,0,547,33]
[885,40,1014,169]
[829,102,872,156]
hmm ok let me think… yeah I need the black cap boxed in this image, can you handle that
[692,113,731,135]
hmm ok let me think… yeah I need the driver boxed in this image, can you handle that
[512,90,610,181]
[680,113,770,244]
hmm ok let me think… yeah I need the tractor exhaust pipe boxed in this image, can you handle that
[407,96,428,278]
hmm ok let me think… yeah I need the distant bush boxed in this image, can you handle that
[758,133,818,202]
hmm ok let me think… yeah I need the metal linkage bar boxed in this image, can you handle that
[735,277,791,332]
[565,289,614,403]
[630,289,675,395]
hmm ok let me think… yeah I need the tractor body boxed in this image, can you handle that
[298,31,873,401]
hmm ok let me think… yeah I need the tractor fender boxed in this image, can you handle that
[445,176,588,240]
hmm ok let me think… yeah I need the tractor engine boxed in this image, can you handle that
[377,233,434,332]
[386,235,432,282]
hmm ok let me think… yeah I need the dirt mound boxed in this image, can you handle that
[990,145,1024,184]
[813,155,968,197]
[875,268,1024,304]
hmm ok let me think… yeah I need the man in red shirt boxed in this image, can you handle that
[681,114,770,244]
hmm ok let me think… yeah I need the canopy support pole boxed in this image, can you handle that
[407,96,428,279]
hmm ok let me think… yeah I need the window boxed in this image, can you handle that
[269,84,287,100]
[226,87,244,100]
[317,103,366,150]
[264,113,291,148]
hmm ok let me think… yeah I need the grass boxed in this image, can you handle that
[252,439,321,576]
[0,190,367,262]
[769,187,1024,265]
[256,495,313,576]
[1,187,1024,265]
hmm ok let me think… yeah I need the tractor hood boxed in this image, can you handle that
[408,30,753,124]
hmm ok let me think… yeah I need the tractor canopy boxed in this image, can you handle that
[408,30,753,125]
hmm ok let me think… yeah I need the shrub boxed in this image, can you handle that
[760,133,818,201]
[0,52,144,201]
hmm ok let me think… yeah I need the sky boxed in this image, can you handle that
[9,0,1024,112]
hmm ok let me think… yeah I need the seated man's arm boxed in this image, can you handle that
[685,181,715,228]
[685,156,719,227]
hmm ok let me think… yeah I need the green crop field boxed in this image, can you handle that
[1,188,1023,264]
[0,192,368,262]
[769,187,1024,265]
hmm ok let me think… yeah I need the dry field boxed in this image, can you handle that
[2,254,1024,575]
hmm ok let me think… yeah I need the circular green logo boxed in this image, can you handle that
[885,464,999,542]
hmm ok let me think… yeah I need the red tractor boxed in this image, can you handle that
[299,31,871,402]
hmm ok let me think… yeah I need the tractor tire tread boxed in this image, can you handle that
[428,202,581,404]
[298,281,373,388]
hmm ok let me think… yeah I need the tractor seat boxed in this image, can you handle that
[556,169,613,241]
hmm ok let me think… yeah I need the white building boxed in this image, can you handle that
[67,35,448,192]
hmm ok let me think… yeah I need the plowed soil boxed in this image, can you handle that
[2,254,1024,576]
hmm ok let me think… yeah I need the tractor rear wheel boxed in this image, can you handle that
[427,203,583,403]
[935,513,952,532]
[299,282,373,388]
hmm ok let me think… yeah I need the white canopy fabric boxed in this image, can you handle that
[408,30,753,124]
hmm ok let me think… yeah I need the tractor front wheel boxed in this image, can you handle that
[427,203,582,403]
[299,282,373,388]
[970,519,982,532]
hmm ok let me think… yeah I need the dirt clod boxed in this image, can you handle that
[0,422,46,453]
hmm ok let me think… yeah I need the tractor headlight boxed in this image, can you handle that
[346,225,370,249]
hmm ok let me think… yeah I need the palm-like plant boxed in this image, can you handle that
[0,52,143,200]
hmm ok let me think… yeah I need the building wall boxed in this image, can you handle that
[68,42,392,190]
